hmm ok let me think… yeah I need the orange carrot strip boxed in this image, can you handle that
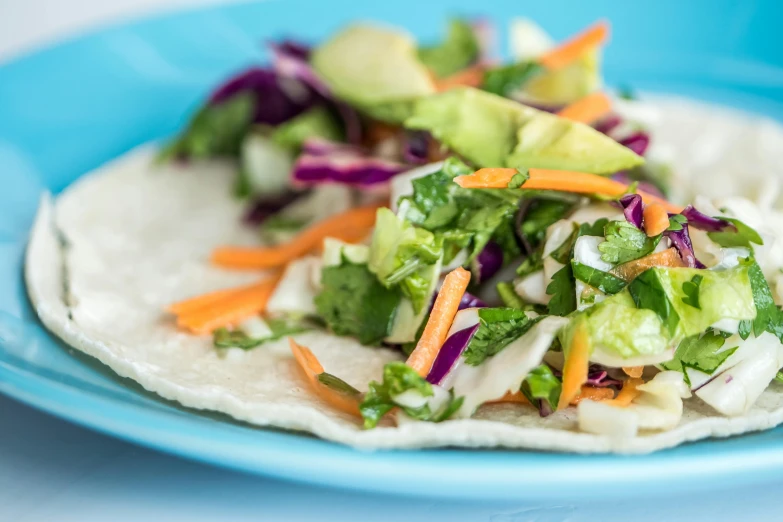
[571,385,615,405]
[604,378,644,407]
[454,168,683,214]
[611,247,684,282]
[436,64,486,92]
[489,391,532,405]
[176,275,280,334]
[622,366,644,378]
[643,203,670,237]
[211,204,383,270]
[556,92,613,124]
[539,20,610,70]
[557,320,591,410]
[168,283,258,315]
[406,267,472,376]
[289,339,360,416]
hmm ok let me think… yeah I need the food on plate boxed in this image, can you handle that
[26,17,783,453]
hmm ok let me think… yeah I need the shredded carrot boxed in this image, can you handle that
[175,274,280,334]
[539,20,610,70]
[643,203,670,237]
[571,385,614,405]
[556,92,613,124]
[211,204,383,270]
[557,320,591,410]
[406,267,472,376]
[604,378,644,407]
[611,247,684,282]
[289,339,360,416]
[622,366,644,378]
[435,64,486,92]
[455,168,683,214]
[489,391,532,405]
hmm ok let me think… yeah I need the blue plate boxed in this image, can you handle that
[2,0,783,501]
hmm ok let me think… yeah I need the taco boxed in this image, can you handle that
[26,19,783,453]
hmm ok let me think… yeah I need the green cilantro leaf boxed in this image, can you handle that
[507,169,530,189]
[213,317,314,350]
[550,218,609,265]
[775,371,783,384]
[516,249,543,278]
[745,259,783,340]
[681,274,704,309]
[496,282,526,309]
[482,61,544,97]
[359,362,461,428]
[571,261,627,295]
[159,92,256,161]
[315,257,401,345]
[738,319,752,340]
[660,330,737,379]
[402,157,522,264]
[546,264,577,317]
[418,19,480,78]
[520,364,561,412]
[628,269,680,336]
[708,218,764,249]
[462,308,539,366]
[519,198,575,249]
[599,220,660,264]
[667,214,687,232]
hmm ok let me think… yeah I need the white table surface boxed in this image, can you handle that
[2,2,783,520]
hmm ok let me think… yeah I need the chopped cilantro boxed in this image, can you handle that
[546,264,577,317]
[599,220,660,264]
[401,157,522,263]
[520,364,561,413]
[314,256,401,345]
[744,259,783,340]
[516,249,543,278]
[481,61,544,97]
[628,269,680,336]
[359,362,462,428]
[661,330,737,382]
[775,371,783,384]
[708,218,763,249]
[213,316,314,350]
[571,261,627,295]
[519,198,575,249]
[681,274,704,309]
[667,214,687,232]
[462,308,539,366]
[158,92,256,161]
[507,169,529,189]
[418,19,480,78]
[497,282,526,309]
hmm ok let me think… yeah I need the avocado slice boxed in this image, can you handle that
[405,87,643,173]
[521,49,602,105]
[311,25,436,110]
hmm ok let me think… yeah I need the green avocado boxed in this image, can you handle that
[522,49,602,105]
[405,87,644,173]
[311,25,436,110]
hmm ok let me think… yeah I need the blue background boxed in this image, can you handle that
[2,0,783,512]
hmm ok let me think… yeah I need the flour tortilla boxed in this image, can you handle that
[25,96,783,453]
